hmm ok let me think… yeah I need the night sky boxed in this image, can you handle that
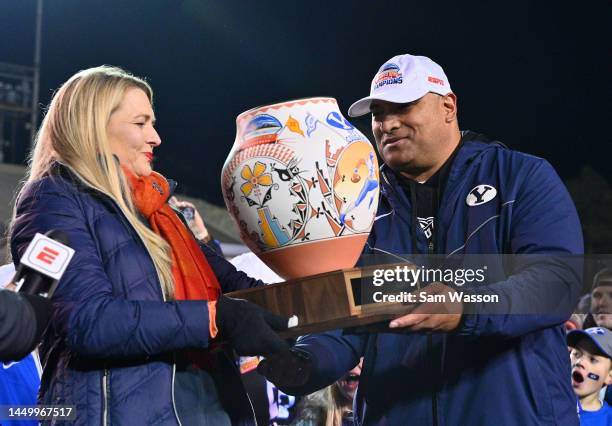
[1,0,609,205]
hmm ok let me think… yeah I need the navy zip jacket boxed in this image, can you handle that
[285,132,583,426]
[10,165,261,425]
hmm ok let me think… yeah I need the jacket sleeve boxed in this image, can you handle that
[198,242,265,292]
[456,159,584,338]
[11,181,212,359]
[278,329,367,396]
[206,239,224,257]
[0,290,51,362]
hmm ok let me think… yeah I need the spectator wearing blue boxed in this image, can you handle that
[582,268,612,407]
[259,53,584,425]
[568,327,612,425]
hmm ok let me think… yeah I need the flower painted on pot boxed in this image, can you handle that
[240,161,273,206]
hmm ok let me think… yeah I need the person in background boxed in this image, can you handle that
[291,360,362,426]
[567,293,593,331]
[585,268,612,329]
[170,197,224,256]
[0,263,43,426]
[582,268,612,406]
[229,252,298,425]
[568,327,612,425]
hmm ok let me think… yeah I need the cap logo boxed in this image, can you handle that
[588,327,607,336]
[428,76,444,86]
[373,63,403,90]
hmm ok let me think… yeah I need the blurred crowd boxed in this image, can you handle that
[0,80,31,109]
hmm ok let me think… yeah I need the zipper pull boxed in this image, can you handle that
[428,241,434,253]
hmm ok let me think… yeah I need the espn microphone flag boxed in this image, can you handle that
[14,230,74,297]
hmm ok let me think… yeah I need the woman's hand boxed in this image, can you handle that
[213,296,291,356]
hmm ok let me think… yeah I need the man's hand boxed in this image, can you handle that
[389,282,463,332]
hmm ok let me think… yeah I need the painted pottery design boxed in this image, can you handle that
[222,97,379,279]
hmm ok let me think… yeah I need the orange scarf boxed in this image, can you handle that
[123,168,221,335]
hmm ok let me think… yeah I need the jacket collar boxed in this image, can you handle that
[51,161,178,193]
[379,130,505,212]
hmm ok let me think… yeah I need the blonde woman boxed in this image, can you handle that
[10,66,289,425]
[291,360,362,426]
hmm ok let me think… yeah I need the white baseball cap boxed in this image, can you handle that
[348,54,452,117]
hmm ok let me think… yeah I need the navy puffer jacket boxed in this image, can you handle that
[10,164,259,425]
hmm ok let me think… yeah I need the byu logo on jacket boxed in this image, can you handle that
[466,184,497,206]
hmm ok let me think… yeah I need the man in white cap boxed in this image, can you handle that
[260,54,584,425]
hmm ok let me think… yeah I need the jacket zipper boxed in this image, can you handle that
[87,186,183,426]
[102,369,109,426]
[428,257,439,426]
[245,378,258,426]
[381,169,441,426]
[429,335,438,426]
[429,228,438,426]
[171,361,183,426]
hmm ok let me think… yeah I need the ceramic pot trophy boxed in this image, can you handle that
[222,98,411,336]
[222,97,380,279]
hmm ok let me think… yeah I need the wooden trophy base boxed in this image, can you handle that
[227,265,414,338]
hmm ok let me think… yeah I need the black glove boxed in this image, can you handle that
[215,295,290,356]
[257,348,313,388]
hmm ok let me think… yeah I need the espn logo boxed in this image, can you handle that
[21,233,75,280]
[428,76,445,86]
[37,246,60,265]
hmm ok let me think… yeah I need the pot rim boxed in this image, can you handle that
[236,96,339,122]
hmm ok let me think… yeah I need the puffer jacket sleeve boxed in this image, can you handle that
[279,328,367,396]
[199,242,264,292]
[11,178,212,359]
[456,159,584,338]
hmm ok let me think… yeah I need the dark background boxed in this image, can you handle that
[0,0,609,209]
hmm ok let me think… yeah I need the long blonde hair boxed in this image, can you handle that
[17,65,174,298]
[292,383,353,426]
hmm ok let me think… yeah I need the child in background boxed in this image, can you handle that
[568,327,612,425]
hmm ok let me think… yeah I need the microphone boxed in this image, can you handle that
[12,230,74,298]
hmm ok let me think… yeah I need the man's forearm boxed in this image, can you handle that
[456,258,581,338]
